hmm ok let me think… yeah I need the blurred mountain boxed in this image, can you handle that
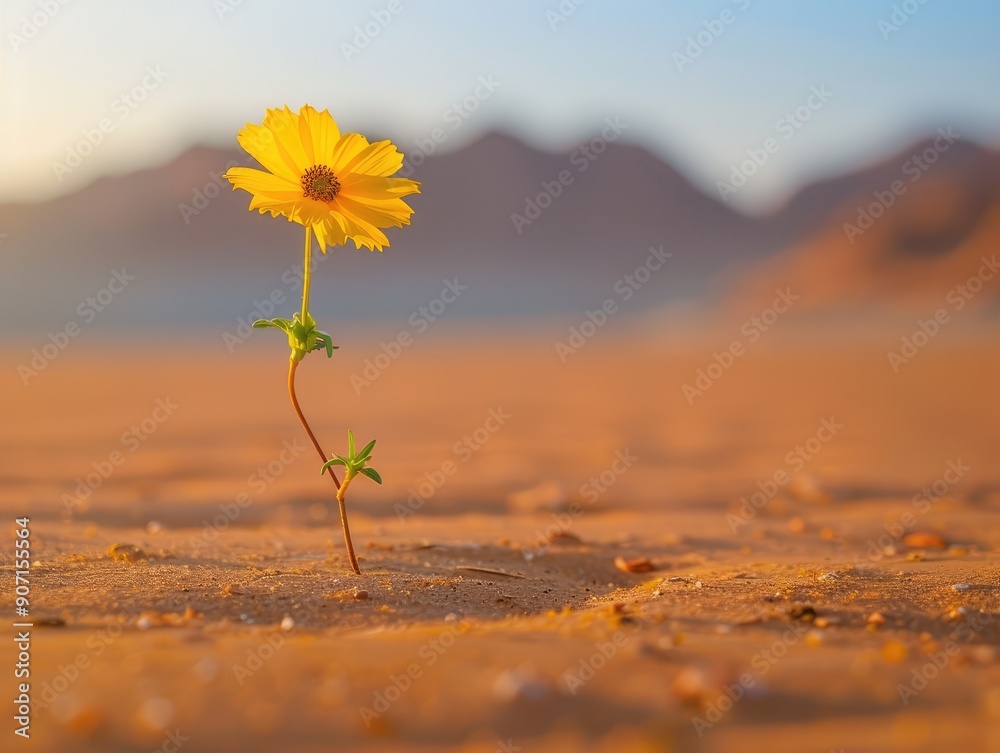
[2,131,999,334]
[724,136,1000,316]
[0,132,790,333]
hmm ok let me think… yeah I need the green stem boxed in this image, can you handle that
[289,224,361,576]
[301,224,313,323]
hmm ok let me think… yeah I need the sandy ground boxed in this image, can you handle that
[2,332,1000,752]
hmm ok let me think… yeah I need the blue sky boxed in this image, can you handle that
[2,0,999,210]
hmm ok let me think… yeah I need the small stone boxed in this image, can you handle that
[107,543,145,563]
[671,667,711,702]
[952,583,971,591]
[136,614,158,631]
[818,572,839,581]
[615,556,654,574]
[667,576,686,583]
[135,697,174,733]
[280,615,295,631]
[547,530,583,544]
[867,611,886,627]
[902,531,948,549]
[788,605,817,622]
[492,667,549,702]
[444,612,459,623]
[694,581,704,589]
[353,589,369,600]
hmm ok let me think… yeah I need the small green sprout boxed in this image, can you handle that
[321,430,382,502]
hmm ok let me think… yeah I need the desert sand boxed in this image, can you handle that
[3,331,1000,752]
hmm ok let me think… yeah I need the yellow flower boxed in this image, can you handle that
[225,105,420,252]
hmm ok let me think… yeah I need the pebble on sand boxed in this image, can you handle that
[902,531,948,549]
[615,556,654,573]
[107,543,146,563]
[867,611,887,627]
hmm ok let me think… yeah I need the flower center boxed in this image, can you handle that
[301,165,341,202]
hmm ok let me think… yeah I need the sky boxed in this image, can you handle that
[2,0,999,211]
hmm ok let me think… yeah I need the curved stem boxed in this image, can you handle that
[288,359,361,575]
[286,225,360,575]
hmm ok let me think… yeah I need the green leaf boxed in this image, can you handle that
[357,439,377,461]
[320,457,347,474]
[347,429,356,458]
[358,467,382,485]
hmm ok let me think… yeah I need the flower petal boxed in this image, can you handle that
[236,123,299,182]
[342,139,405,177]
[336,194,414,229]
[339,174,421,200]
[329,133,371,174]
[263,106,311,175]
[225,166,301,206]
[330,197,391,251]
[298,105,340,166]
